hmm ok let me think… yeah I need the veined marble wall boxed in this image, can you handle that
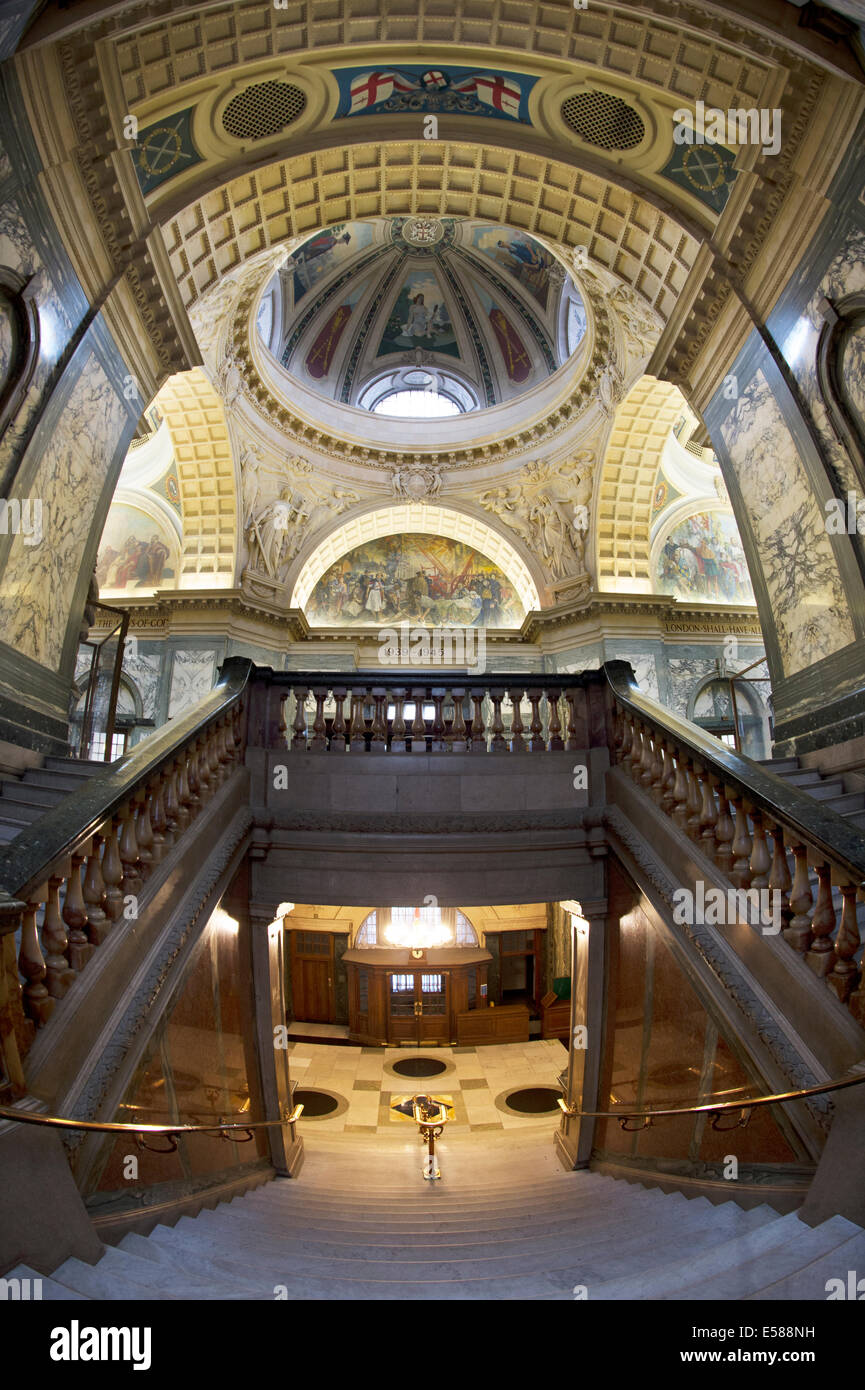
[717,369,854,677]
[702,121,865,753]
[0,350,130,669]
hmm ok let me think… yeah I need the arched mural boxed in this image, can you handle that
[305,533,525,627]
[96,503,180,593]
[655,510,754,605]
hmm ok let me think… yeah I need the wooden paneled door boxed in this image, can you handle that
[387,970,450,1044]
[290,931,334,1023]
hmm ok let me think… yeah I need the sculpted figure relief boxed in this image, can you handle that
[242,444,360,583]
[480,453,595,582]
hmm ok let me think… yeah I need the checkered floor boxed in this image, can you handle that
[287,1039,568,1133]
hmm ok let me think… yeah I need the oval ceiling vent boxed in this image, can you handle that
[222,80,307,141]
[561,91,645,151]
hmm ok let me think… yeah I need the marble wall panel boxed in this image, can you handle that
[718,369,855,676]
[168,650,218,719]
[0,350,129,671]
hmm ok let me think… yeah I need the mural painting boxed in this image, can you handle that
[97,504,178,592]
[656,511,755,604]
[306,534,525,627]
[471,226,558,310]
[334,66,538,125]
[289,222,375,303]
[377,274,460,358]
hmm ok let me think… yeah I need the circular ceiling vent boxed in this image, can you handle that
[561,91,645,151]
[222,81,306,141]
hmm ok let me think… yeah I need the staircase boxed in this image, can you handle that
[758,756,865,833]
[9,1133,865,1300]
[0,757,107,845]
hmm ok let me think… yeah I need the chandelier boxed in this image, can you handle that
[383,905,453,949]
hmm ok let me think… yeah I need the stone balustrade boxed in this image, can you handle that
[609,687,865,1029]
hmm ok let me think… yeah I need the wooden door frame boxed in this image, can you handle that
[289,930,336,1023]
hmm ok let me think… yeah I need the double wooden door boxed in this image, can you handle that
[388,970,450,1044]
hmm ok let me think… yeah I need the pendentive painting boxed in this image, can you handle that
[306,534,525,627]
[96,504,179,592]
[655,510,755,605]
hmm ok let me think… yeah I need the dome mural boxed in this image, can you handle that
[256,217,586,414]
[655,510,755,605]
[306,534,526,627]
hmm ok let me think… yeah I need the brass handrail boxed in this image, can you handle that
[0,1102,303,1135]
[557,1070,865,1130]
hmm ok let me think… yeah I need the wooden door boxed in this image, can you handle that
[291,932,334,1023]
[417,970,450,1044]
[388,971,419,1043]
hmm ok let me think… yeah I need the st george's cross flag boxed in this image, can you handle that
[471,73,522,118]
[348,70,417,113]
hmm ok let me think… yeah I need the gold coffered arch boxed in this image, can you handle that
[155,369,237,587]
[164,141,700,318]
[596,375,685,594]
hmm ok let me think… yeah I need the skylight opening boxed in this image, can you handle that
[372,389,462,418]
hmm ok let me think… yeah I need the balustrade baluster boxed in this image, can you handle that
[63,853,92,973]
[186,742,201,814]
[565,689,581,752]
[450,688,468,753]
[162,765,180,845]
[136,785,156,871]
[149,779,167,864]
[508,688,526,753]
[407,689,425,752]
[527,688,544,752]
[119,800,143,900]
[292,686,310,750]
[102,818,125,921]
[767,822,792,937]
[671,753,689,830]
[218,718,233,774]
[490,689,506,753]
[786,843,813,953]
[469,689,486,753]
[685,761,702,839]
[83,833,110,944]
[639,726,655,790]
[207,726,222,785]
[547,686,564,751]
[828,883,860,1003]
[714,790,735,876]
[175,757,192,833]
[748,810,771,889]
[430,691,446,752]
[43,877,75,998]
[807,864,837,977]
[698,770,718,860]
[18,901,53,1026]
[349,689,367,753]
[391,688,408,753]
[729,797,753,888]
[194,735,211,802]
[311,687,328,751]
[278,692,288,750]
[619,712,634,770]
[330,686,348,751]
[370,689,388,752]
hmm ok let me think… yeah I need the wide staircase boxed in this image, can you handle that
[8,1132,865,1301]
[758,756,865,833]
[0,757,106,845]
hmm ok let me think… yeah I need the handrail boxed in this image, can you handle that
[557,1070,865,1129]
[0,655,254,903]
[0,1101,304,1135]
[604,659,865,884]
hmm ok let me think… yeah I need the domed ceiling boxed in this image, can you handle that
[256,216,586,415]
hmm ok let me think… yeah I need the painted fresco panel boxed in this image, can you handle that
[290,223,375,304]
[470,226,557,310]
[96,503,179,592]
[655,510,754,604]
[0,351,129,670]
[306,534,525,627]
[377,272,459,358]
[719,369,855,675]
